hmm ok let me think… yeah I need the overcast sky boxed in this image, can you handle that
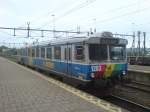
[0,0,150,48]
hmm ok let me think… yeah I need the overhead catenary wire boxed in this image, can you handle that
[80,5,150,30]
[36,0,149,36]
[15,0,79,29]
[3,0,147,33]
[17,0,142,30]
[38,0,144,29]
[0,0,149,48]
[14,0,88,29]
[0,30,12,36]
[97,7,150,24]
[79,0,149,26]
[38,0,97,29]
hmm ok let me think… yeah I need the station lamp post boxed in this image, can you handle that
[51,14,55,38]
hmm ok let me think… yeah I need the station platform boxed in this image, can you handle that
[0,57,127,112]
[128,65,150,73]
[128,65,150,85]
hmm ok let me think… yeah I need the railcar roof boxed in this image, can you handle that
[31,32,128,47]
[50,36,89,44]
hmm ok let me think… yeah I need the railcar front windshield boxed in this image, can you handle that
[89,44,126,62]
[109,46,126,61]
[89,44,107,61]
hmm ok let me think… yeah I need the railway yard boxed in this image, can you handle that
[0,1,150,112]
[0,55,149,112]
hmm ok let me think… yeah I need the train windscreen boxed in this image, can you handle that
[89,44,126,62]
[109,46,126,61]
[89,44,107,61]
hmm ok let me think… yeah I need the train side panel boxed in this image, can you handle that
[32,58,91,80]
[17,56,127,82]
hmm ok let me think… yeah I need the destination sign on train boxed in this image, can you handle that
[100,38,119,44]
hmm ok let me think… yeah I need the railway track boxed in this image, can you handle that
[76,81,150,112]
[76,82,150,112]
[104,94,150,112]
[122,81,150,93]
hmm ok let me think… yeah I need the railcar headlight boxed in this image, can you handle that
[122,71,126,75]
[91,73,95,78]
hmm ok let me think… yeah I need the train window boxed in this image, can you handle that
[23,49,26,56]
[89,44,107,61]
[25,48,28,56]
[64,48,67,60]
[21,49,23,56]
[41,48,45,58]
[28,48,32,57]
[68,48,71,60]
[36,47,39,57]
[28,48,30,56]
[54,46,61,59]
[17,50,20,55]
[24,49,26,56]
[32,48,35,57]
[75,46,84,60]
[64,47,72,60]
[109,46,126,60]
[47,48,52,59]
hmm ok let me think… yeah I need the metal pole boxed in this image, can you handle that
[51,14,55,38]
[131,32,135,56]
[13,28,16,36]
[93,18,96,33]
[27,22,30,37]
[137,31,141,56]
[143,32,146,55]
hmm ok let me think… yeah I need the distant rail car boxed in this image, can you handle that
[16,32,128,87]
[129,56,150,65]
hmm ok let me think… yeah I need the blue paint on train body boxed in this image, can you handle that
[20,57,127,82]
[23,57,91,81]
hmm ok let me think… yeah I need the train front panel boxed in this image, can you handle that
[89,63,128,80]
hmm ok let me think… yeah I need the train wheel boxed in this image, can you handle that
[106,79,113,88]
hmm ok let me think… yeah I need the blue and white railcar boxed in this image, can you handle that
[17,32,128,85]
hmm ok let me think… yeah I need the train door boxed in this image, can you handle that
[28,47,32,66]
[64,44,72,76]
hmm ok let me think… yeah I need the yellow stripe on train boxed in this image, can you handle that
[104,64,115,78]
